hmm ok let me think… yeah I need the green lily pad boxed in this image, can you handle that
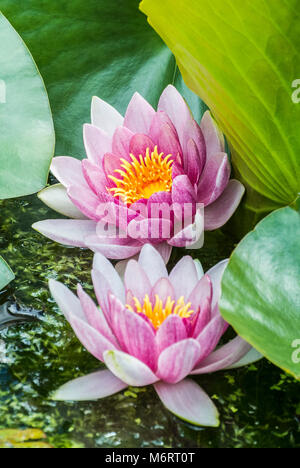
[219,205,300,380]
[0,0,206,160]
[0,256,14,290]
[0,13,54,199]
[140,0,300,212]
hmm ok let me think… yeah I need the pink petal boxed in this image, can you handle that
[158,123,182,159]
[127,217,173,243]
[197,153,230,206]
[172,175,196,212]
[169,256,199,300]
[38,184,87,220]
[52,370,127,401]
[91,269,112,320]
[83,124,112,165]
[158,85,192,147]
[32,219,97,247]
[51,156,88,189]
[156,315,187,353]
[194,314,227,362]
[102,152,123,183]
[77,284,118,346]
[206,259,229,311]
[49,279,86,323]
[150,277,174,304]
[200,111,225,158]
[157,339,202,383]
[183,139,201,185]
[81,159,110,197]
[188,275,213,336]
[149,110,176,143]
[129,134,155,157]
[155,243,172,264]
[68,313,118,362]
[67,185,101,221]
[138,244,168,285]
[182,119,206,173]
[154,379,219,427]
[108,294,157,370]
[103,349,159,387]
[112,126,134,160]
[124,259,152,303]
[91,96,124,137]
[93,253,125,302]
[168,209,204,248]
[192,337,252,374]
[124,92,156,134]
[204,179,245,230]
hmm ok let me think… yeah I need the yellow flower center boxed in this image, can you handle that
[108,146,173,205]
[126,294,194,329]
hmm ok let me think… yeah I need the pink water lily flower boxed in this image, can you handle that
[33,85,244,261]
[49,244,260,427]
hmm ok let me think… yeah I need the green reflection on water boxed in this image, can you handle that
[0,195,299,448]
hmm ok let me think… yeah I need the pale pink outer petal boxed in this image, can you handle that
[169,256,199,300]
[103,349,159,387]
[32,219,97,247]
[67,185,101,221]
[157,339,202,383]
[51,156,88,189]
[52,370,128,401]
[108,294,157,370]
[81,159,110,197]
[76,284,118,346]
[124,92,156,134]
[124,260,152,303]
[182,119,206,173]
[200,110,225,158]
[188,274,212,312]
[156,315,187,354]
[138,244,168,286]
[93,253,125,303]
[87,237,142,260]
[225,348,263,369]
[206,259,229,311]
[204,180,245,231]
[38,184,88,220]
[155,242,172,264]
[154,379,220,427]
[192,337,252,374]
[49,279,86,323]
[91,96,124,137]
[68,312,119,362]
[197,153,230,206]
[158,85,192,147]
[91,269,112,319]
[83,124,112,165]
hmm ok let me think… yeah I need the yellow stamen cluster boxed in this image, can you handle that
[127,294,194,329]
[108,146,173,205]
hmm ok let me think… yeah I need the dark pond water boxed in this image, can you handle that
[0,195,299,448]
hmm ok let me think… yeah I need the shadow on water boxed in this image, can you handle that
[0,195,299,448]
